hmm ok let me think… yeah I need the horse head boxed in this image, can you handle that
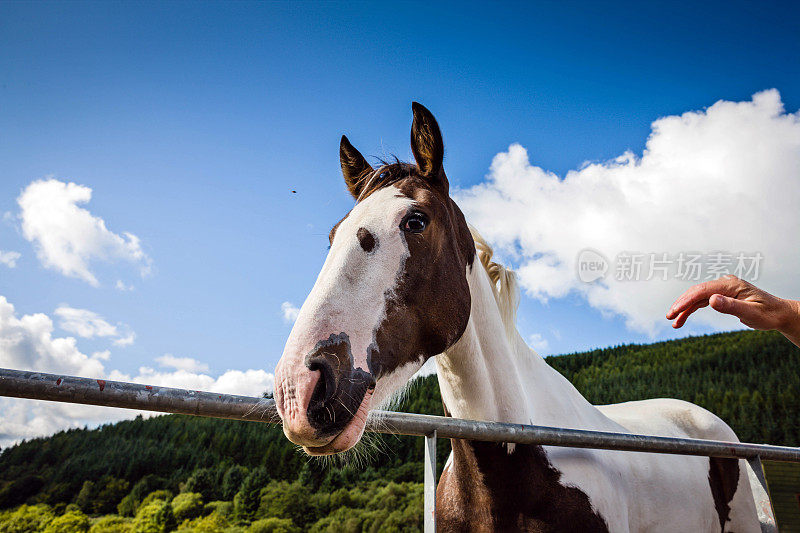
[274,103,475,455]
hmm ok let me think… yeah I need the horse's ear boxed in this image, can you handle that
[410,102,446,189]
[340,135,373,199]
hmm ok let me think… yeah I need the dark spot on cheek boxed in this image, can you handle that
[357,227,377,253]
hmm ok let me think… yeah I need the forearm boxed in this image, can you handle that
[778,298,800,347]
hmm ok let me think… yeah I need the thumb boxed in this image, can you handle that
[709,294,762,325]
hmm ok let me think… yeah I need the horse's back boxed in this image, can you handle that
[597,397,734,440]
[597,398,763,533]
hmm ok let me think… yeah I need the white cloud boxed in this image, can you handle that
[91,350,111,361]
[156,353,210,373]
[0,295,274,447]
[0,250,21,268]
[17,178,152,287]
[0,399,141,448]
[54,306,118,338]
[111,367,273,397]
[457,90,800,335]
[528,333,549,353]
[281,301,300,323]
[115,280,134,292]
[113,332,136,347]
[0,297,105,377]
[207,369,274,396]
[54,305,135,347]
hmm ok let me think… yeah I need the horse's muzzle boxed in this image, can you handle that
[305,353,375,438]
[274,332,375,451]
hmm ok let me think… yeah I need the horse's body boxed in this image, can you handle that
[434,232,761,532]
[274,103,763,531]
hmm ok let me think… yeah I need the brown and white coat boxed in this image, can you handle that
[274,103,763,532]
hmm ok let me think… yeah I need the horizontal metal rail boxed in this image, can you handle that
[2,367,800,463]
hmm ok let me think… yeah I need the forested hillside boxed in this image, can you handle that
[547,329,800,446]
[0,330,797,532]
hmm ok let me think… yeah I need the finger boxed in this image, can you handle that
[667,278,740,319]
[709,294,763,327]
[672,299,709,328]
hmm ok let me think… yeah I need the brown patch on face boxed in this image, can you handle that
[316,103,475,432]
[353,170,475,380]
[437,440,610,532]
[708,457,739,532]
[356,227,376,253]
[330,103,477,382]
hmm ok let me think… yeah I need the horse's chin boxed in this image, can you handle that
[303,388,373,456]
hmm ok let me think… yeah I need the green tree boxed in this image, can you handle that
[174,512,230,533]
[248,518,300,533]
[95,478,131,515]
[0,476,45,509]
[118,477,168,518]
[233,467,268,522]
[171,493,203,523]
[256,481,312,528]
[139,491,173,509]
[74,482,95,514]
[88,516,132,533]
[0,504,55,533]
[183,469,217,502]
[221,466,248,500]
[202,501,232,519]
[117,496,138,519]
[131,500,175,533]
[42,510,90,533]
[308,507,367,533]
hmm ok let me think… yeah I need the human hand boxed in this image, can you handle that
[667,275,800,347]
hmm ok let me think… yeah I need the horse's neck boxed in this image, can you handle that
[436,262,615,431]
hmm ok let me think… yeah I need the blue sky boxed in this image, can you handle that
[1,0,799,398]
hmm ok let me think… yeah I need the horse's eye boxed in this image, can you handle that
[400,212,428,233]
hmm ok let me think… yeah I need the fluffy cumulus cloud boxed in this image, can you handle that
[0,250,21,268]
[0,295,274,447]
[17,178,152,287]
[0,295,118,446]
[54,305,136,346]
[0,398,140,449]
[457,90,800,334]
[0,296,106,377]
[155,353,210,373]
[281,301,300,323]
[117,367,274,397]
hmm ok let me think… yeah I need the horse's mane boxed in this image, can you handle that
[468,225,520,343]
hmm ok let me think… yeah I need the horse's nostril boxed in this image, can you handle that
[307,357,336,408]
[304,357,374,437]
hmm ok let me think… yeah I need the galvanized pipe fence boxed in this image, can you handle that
[1,368,796,532]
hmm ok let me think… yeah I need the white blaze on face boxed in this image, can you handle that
[283,185,414,375]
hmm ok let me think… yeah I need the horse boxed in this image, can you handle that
[273,103,763,532]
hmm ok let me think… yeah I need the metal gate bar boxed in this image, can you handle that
[2,368,798,462]
[0,368,793,531]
